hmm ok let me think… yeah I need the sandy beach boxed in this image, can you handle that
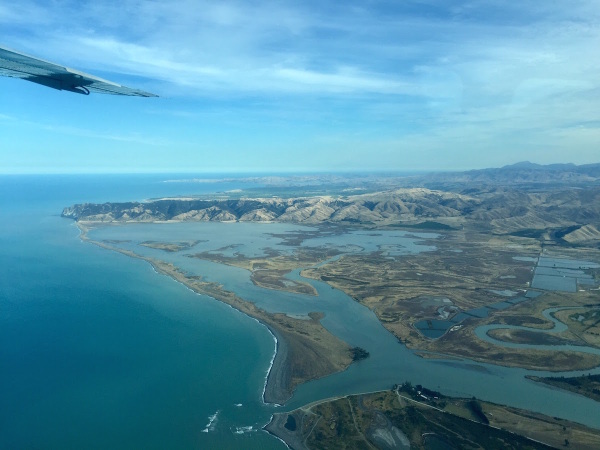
[263,327,289,404]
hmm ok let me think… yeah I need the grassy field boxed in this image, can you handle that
[528,374,600,403]
[267,384,600,449]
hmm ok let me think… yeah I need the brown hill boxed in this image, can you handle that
[62,186,600,244]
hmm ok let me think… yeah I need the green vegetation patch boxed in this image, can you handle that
[509,228,547,239]
[528,374,600,402]
[268,383,600,449]
[350,347,370,361]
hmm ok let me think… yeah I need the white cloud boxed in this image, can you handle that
[7,117,170,146]
[40,124,169,146]
[5,1,599,101]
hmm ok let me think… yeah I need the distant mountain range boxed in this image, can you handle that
[417,161,600,189]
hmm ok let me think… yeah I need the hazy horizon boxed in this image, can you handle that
[2,160,598,176]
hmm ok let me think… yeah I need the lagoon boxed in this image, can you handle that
[90,220,600,429]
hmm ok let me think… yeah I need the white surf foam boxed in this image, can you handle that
[231,425,254,434]
[201,410,219,433]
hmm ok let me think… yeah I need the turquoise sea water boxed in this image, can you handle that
[0,175,284,449]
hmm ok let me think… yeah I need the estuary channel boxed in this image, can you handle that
[89,222,600,430]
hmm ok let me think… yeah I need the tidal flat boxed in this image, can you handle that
[72,219,600,437]
[301,230,600,371]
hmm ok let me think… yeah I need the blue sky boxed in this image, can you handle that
[1,0,599,173]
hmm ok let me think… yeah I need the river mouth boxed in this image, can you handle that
[87,221,600,429]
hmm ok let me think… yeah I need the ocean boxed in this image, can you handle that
[0,175,285,449]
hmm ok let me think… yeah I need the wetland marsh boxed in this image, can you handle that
[83,221,600,430]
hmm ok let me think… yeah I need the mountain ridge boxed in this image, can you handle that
[61,162,600,246]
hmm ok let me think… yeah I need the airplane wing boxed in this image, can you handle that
[0,45,157,97]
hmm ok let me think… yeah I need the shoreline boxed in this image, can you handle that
[141,259,296,404]
[72,221,349,405]
[262,325,280,404]
[262,326,285,405]
[149,260,286,404]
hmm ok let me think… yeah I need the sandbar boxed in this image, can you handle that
[75,222,352,405]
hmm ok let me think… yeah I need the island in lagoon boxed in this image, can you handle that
[62,163,600,448]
